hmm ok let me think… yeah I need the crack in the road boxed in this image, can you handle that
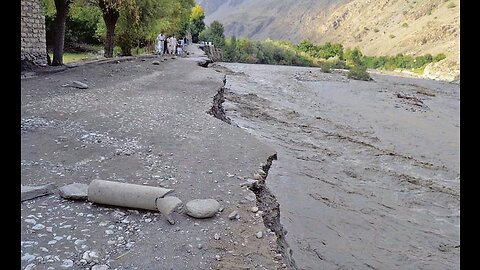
[207,75,298,269]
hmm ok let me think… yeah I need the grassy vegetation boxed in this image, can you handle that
[215,36,448,79]
[49,52,99,63]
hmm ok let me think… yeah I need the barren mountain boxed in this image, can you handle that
[196,0,460,79]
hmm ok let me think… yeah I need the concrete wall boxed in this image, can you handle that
[21,0,47,68]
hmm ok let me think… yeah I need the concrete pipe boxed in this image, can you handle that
[88,179,174,211]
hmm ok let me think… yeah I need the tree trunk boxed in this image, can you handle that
[99,0,120,58]
[51,0,70,66]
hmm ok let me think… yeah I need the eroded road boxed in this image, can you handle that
[212,63,460,270]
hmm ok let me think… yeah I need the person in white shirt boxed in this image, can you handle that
[169,35,177,55]
[157,32,165,55]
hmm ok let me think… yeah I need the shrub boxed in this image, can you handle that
[447,2,456,8]
[433,53,446,62]
[389,34,396,39]
[319,62,332,73]
[402,22,408,27]
[347,65,372,81]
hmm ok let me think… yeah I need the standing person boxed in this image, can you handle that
[177,38,184,55]
[163,37,168,54]
[170,35,177,55]
[157,32,165,55]
[166,36,172,55]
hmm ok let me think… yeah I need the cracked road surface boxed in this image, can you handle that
[21,46,285,270]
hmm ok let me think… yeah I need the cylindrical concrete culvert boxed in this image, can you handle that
[88,179,174,211]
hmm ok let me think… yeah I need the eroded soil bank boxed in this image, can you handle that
[212,62,460,270]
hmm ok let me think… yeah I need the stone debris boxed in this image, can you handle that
[228,210,239,220]
[251,206,259,213]
[60,259,74,268]
[214,233,221,240]
[21,183,56,202]
[72,81,89,89]
[24,263,36,270]
[185,199,220,219]
[156,196,183,225]
[58,183,88,200]
[92,265,109,270]
[152,60,160,65]
[256,231,263,239]
[240,179,258,188]
[31,224,45,230]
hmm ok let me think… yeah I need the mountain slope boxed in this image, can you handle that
[195,0,460,79]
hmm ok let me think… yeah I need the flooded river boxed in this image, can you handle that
[213,63,460,270]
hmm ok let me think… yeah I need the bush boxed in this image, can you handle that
[447,2,456,8]
[433,53,446,62]
[347,65,372,81]
[319,62,332,73]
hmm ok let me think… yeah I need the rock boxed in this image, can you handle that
[24,219,37,225]
[25,263,36,270]
[152,60,160,65]
[32,224,45,230]
[21,183,56,202]
[61,259,74,268]
[253,173,262,180]
[72,81,89,89]
[215,255,221,261]
[251,206,259,213]
[240,179,258,188]
[92,265,109,270]
[214,233,221,240]
[156,196,183,216]
[58,183,88,200]
[197,243,203,249]
[185,199,220,218]
[228,210,239,220]
[21,253,36,262]
[256,231,263,239]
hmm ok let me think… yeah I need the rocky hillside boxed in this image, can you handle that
[196,0,460,80]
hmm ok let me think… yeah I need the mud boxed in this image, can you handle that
[212,63,460,270]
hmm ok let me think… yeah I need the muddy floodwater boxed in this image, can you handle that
[213,63,460,270]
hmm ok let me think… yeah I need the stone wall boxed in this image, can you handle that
[21,0,47,69]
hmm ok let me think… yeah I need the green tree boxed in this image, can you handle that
[224,35,238,61]
[344,47,364,67]
[189,4,205,43]
[97,0,122,58]
[50,0,73,65]
[208,20,225,49]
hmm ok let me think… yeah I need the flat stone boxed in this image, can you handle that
[228,210,239,220]
[21,183,56,202]
[152,60,160,65]
[185,199,220,219]
[240,179,258,188]
[61,259,74,268]
[25,263,36,270]
[58,183,88,200]
[92,265,109,270]
[72,81,89,89]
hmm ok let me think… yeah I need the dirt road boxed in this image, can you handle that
[21,46,284,270]
[212,62,460,270]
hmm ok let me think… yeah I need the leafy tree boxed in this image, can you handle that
[50,0,73,65]
[344,47,364,67]
[97,0,122,58]
[189,4,205,43]
[224,35,238,61]
[208,21,225,49]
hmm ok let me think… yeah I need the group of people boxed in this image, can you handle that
[156,33,187,56]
